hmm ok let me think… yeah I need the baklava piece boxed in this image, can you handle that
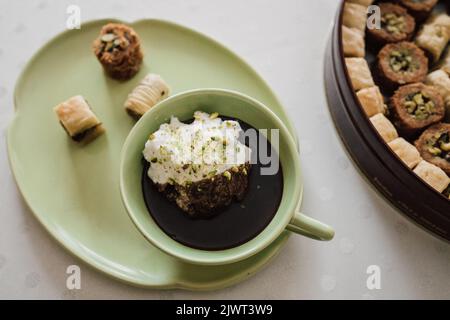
[92,23,143,80]
[425,70,450,120]
[376,42,428,91]
[124,73,170,119]
[388,137,422,169]
[143,112,252,217]
[54,95,105,144]
[415,123,450,175]
[415,14,450,62]
[342,26,365,58]
[342,2,368,35]
[390,83,444,136]
[369,113,399,143]
[413,160,450,193]
[356,86,387,117]
[398,0,438,22]
[425,70,450,100]
[345,58,375,91]
[367,3,415,46]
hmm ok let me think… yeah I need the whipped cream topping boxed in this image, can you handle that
[143,111,251,186]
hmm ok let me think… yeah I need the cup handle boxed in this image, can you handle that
[286,212,334,241]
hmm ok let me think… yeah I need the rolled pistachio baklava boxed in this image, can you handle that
[376,42,429,91]
[92,23,143,80]
[415,123,450,175]
[54,95,105,144]
[367,3,415,46]
[398,0,439,22]
[390,83,444,136]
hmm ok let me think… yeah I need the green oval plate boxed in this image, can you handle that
[7,19,298,290]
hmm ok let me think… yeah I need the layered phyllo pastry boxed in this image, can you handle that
[54,95,105,144]
[376,42,429,90]
[390,83,444,135]
[369,113,399,142]
[342,26,366,57]
[92,23,143,80]
[388,137,422,168]
[124,73,170,119]
[356,86,387,117]
[342,2,368,35]
[367,3,415,46]
[345,58,375,90]
[398,0,439,21]
[415,123,450,174]
[425,69,450,120]
[143,111,252,217]
[425,70,450,99]
[413,160,450,192]
[415,13,450,62]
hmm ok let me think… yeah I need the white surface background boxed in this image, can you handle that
[0,0,449,300]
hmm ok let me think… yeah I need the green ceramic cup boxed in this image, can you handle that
[120,89,334,265]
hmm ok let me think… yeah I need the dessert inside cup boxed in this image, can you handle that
[140,110,284,250]
[120,89,333,265]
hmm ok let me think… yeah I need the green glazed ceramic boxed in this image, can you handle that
[121,89,334,266]
[8,19,302,289]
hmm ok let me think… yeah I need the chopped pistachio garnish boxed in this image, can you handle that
[440,141,450,152]
[389,50,416,73]
[143,111,251,186]
[427,132,450,162]
[101,33,116,42]
[428,146,442,156]
[223,171,232,180]
[151,157,158,163]
[382,13,406,35]
[100,32,126,53]
[403,92,435,120]
[210,112,219,119]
